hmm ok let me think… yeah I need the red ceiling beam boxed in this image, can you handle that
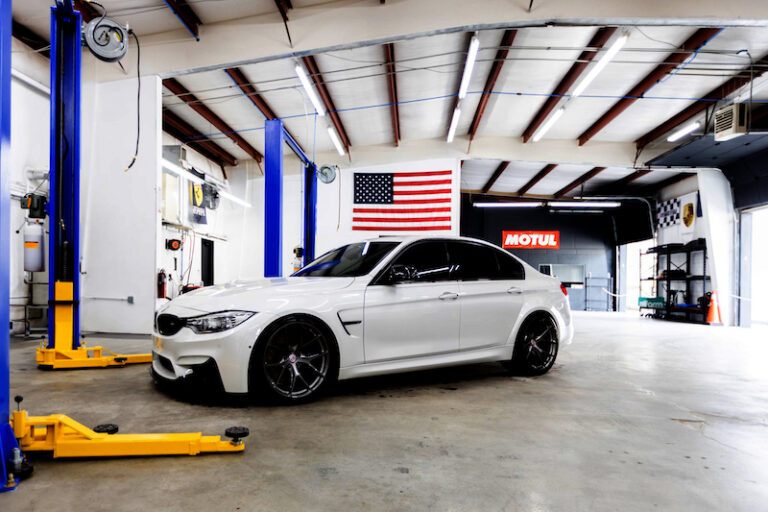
[517,163,558,196]
[11,20,49,58]
[73,0,100,23]
[636,53,768,149]
[301,55,351,152]
[163,109,238,167]
[162,0,202,40]
[522,27,617,143]
[223,67,305,154]
[468,29,517,142]
[163,78,263,162]
[481,161,511,193]
[554,167,606,198]
[578,28,721,146]
[383,43,401,146]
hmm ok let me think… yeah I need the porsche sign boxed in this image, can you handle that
[502,231,560,249]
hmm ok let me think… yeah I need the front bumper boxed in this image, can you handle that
[151,353,225,393]
[151,312,274,393]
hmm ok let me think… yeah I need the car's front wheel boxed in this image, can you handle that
[505,313,559,376]
[250,315,338,404]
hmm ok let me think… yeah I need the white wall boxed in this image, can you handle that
[80,76,161,334]
[8,39,51,335]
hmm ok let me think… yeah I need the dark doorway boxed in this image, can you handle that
[201,238,214,286]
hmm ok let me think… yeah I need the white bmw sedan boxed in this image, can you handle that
[152,236,573,404]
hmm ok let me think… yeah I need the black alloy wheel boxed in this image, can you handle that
[253,317,337,404]
[506,314,559,376]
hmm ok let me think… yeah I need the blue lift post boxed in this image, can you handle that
[264,118,318,277]
[1,0,23,493]
[35,0,152,369]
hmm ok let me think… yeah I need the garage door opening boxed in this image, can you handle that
[750,206,768,329]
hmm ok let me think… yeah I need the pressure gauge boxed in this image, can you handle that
[317,165,337,184]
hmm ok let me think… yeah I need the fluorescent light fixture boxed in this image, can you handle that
[473,202,545,208]
[532,107,564,142]
[666,121,700,142]
[217,189,252,208]
[571,33,629,98]
[447,107,461,143]
[161,158,204,184]
[458,35,480,100]
[327,126,345,155]
[549,201,621,208]
[294,64,326,117]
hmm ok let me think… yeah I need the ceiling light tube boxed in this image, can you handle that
[294,64,326,117]
[458,35,480,100]
[549,201,621,208]
[162,158,204,185]
[217,189,252,208]
[666,121,700,142]
[327,126,345,155]
[532,107,564,142]
[571,32,629,98]
[447,107,461,143]
[473,202,545,208]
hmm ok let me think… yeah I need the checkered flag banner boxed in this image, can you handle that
[657,198,681,228]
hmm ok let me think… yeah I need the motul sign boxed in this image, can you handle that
[502,231,560,249]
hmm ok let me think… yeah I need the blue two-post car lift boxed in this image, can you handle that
[1,1,246,492]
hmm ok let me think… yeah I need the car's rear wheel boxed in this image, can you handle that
[250,315,338,404]
[505,313,559,376]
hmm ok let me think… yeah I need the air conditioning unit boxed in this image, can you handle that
[714,103,748,141]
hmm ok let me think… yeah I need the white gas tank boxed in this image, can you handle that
[23,221,45,272]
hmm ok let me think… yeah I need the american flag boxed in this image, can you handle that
[352,170,453,232]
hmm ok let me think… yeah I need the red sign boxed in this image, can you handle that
[502,231,559,249]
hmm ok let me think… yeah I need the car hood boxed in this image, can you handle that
[159,277,357,316]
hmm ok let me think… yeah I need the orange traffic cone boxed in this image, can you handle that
[707,290,722,326]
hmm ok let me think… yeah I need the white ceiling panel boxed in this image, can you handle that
[525,163,593,196]
[490,161,550,194]
[395,31,466,141]
[314,45,392,147]
[460,158,500,190]
[478,26,597,138]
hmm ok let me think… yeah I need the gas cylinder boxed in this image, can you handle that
[23,221,45,272]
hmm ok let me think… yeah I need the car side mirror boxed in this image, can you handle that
[385,264,417,284]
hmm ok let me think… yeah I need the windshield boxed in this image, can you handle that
[293,241,400,277]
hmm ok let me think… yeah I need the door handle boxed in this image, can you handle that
[439,291,459,301]
[506,287,523,295]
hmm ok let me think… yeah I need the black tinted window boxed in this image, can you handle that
[388,241,451,282]
[496,250,525,280]
[294,241,398,277]
[447,241,499,281]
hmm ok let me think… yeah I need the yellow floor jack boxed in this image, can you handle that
[36,283,153,370]
[9,396,247,462]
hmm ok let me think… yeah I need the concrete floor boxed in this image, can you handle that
[4,312,768,511]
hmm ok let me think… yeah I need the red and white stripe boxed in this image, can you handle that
[352,170,453,232]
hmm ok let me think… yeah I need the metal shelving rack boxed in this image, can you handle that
[639,239,710,324]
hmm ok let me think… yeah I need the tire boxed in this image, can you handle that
[504,313,559,376]
[249,315,339,405]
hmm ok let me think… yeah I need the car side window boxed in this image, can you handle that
[495,249,525,280]
[447,241,500,281]
[388,241,452,282]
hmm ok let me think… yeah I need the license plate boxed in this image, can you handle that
[153,336,163,352]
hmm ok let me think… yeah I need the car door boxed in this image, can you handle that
[447,241,526,351]
[363,240,460,363]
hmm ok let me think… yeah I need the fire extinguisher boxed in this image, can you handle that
[157,270,167,299]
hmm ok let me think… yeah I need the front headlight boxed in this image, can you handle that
[185,311,256,334]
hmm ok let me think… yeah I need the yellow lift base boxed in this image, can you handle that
[39,282,153,370]
[11,409,246,458]
[36,344,152,370]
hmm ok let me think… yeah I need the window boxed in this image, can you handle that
[386,240,452,282]
[294,241,399,277]
[495,249,525,280]
[447,241,525,281]
[447,241,499,281]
